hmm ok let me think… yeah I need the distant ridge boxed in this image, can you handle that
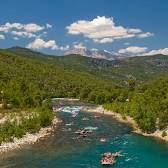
[0,46,168,85]
[64,47,125,60]
[7,46,46,57]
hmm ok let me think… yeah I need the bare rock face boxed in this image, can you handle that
[64,48,124,60]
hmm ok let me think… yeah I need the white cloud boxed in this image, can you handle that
[11,31,36,38]
[119,46,148,54]
[93,38,113,43]
[26,38,69,51]
[114,34,135,39]
[23,23,44,33]
[0,23,23,32]
[0,22,44,33]
[67,16,152,43]
[138,32,153,38]
[143,48,168,56]
[73,43,86,49]
[0,34,5,39]
[128,28,142,33]
[119,47,168,56]
[0,22,48,40]
[27,38,55,49]
[46,23,52,29]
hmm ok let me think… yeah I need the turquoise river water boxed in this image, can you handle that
[1,104,168,168]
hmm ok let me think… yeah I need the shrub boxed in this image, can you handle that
[162,131,167,137]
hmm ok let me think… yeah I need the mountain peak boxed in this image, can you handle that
[64,47,123,60]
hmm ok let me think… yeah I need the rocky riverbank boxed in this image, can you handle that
[0,117,59,154]
[83,105,168,142]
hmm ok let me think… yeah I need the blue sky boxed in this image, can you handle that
[0,0,168,55]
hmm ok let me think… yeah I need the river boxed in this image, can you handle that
[1,103,168,168]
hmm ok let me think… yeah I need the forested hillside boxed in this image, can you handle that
[0,46,168,142]
[0,48,116,108]
[104,77,168,133]
[56,54,168,85]
[8,47,168,85]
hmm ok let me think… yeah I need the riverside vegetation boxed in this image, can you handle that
[0,46,168,144]
[0,101,54,144]
[104,77,168,133]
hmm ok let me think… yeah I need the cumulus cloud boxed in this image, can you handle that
[26,38,69,51]
[11,31,36,38]
[73,43,86,49]
[46,23,52,29]
[93,38,113,44]
[0,22,45,33]
[0,22,52,40]
[0,34,5,40]
[118,46,148,54]
[119,47,168,56]
[138,32,153,38]
[66,16,153,43]
[143,48,168,56]
[127,28,142,34]
[0,23,22,32]
[23,23,44,33]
